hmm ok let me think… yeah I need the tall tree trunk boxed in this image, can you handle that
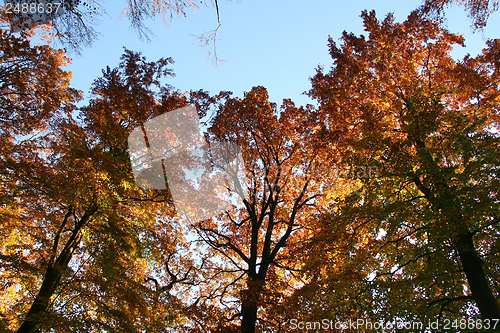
[17,206,96,333]
[240,279,264,333]
[445,198,500,322]
[241,304,258,333]
[454,230,500,321]
[16,262,66,333]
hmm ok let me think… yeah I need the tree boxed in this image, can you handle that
[3,0,223,57]
[0,15,81,332]
[0,12,80,139]
[0,43,203,331]
[306,9,500,324]
[178,86,347,332]
[418,0,499,30]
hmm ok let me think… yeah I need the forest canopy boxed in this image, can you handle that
[0,1,499,333]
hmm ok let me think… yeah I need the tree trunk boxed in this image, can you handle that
[16,206,96,333]
[241,304,258,333]
[16,263,65,333]
[412,141,500,322]
[240,279,264,333]
[445,200,500,322]
[454,231,500,322]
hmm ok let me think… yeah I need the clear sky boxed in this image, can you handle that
[62,0,500,109]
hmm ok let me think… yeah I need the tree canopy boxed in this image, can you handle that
[1,2,499,333]
[3,0,221,55]
[305,8,500,326]
[419,0,499,30]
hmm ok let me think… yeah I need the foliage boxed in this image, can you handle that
[304,8,500,327]
[3,0,221,55]
[1,3,500,333]
[0,34,202,331]
[418,0,499,30]
[188,86,346,332]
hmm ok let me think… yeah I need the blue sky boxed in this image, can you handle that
[62,0,500,108]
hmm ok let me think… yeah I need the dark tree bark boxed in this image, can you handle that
[240,279,263,333]
[454,230,500,321]
[17,204,97,333]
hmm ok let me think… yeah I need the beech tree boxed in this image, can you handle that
[304,9,500,325]
[1,31,342,330]
[4,4,500,332]
[178,85,354,333]
[0,39,204,331]
[0,13,80,332]
[0,11,80,138]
